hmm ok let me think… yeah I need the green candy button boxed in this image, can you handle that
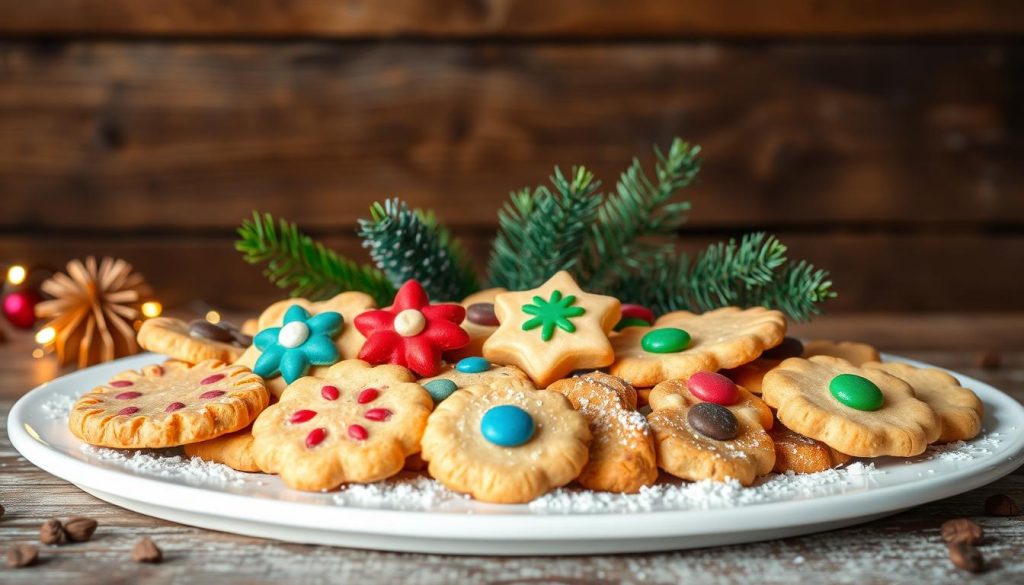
[641,328,691,353]
[829,374,884,411]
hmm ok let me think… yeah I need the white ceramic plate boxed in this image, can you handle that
[8,353,1024,555]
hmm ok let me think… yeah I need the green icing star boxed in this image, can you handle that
[521,290,586,341]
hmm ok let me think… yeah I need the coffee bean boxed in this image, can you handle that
[984,493,1020,517]
[948,542,984,573]
[762,337,805,360]
[39,519,66,546]
[132,537,162,564]
[976,349,1002,370]
[940,518,983,545]
[188,320,234,343]
[687,402,739,441]
[6,544,38,568]
[63,517,98,542]
[466,303,499,326]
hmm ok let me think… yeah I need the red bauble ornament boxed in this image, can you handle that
[2,289,39,329]
[354,280,470,377]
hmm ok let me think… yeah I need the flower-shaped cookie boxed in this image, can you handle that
[762,356,941,457]
[803,340,880,366]
[419,358,535,396]
[610,306,787,387]
[483,271,620,387]
[251,360,433,491]
[235,291,376,397]
[354,280,469,377]
[769,422,851,474]
[648,373,774,430]
[69,360,269,449]
[447,287,506,361]
[251,305,342,384]
[863,361,983,443]
[421,385,591,503]
[647,404,775,486]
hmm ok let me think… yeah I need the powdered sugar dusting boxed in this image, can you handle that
[332,473,469,510]
[81,444,261,486]
[41,393,76,420]
[925,432,1002,462]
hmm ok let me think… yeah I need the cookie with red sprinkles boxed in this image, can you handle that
[69,360,269,449]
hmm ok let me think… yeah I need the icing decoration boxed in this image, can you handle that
[466,302,500,326]
[829,374,884,411]
[616,304,655,330]
[762,337,805,360]
[354,280,469,377]
[480,405,535,447]
[520,290,585,342]
[455,357,490,374]
[687,402,739,440]
[252,305,343,384]
[687,371,740,405]
[423,379,458,403]
[641,328,691,353]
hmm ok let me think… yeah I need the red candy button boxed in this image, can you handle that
[165,402,186,413]
[364,408,391,421]
[117,406,140,416]
[289,409,317,423]
[687,371,739,406]
[620,304,655,325]
[115,391,142,400]
[109,380,134,388]
[200,374,225,385]
[305,428,327,448]
[357,388,379,404]
[348,424,368,441]
[321,385,340,401]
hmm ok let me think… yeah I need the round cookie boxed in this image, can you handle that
[648,374,774,430]
[421,385,591,503]
[184,426,260,472]
[803,340,880,366]
[769,422,852,474]
[609,307,787,387]
[447,288,506,361]
[251,360,433,491]
[863,361,983,444]
[721,336,806,395]
[69,360,269,449]
[647,404,775,486]
[418,358,535,395]
[138,317,250,364]
[761,356,941,457]
[548,373,657,493]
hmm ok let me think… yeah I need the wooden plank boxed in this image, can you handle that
[1,42,1022,230]
[2,232,1023,312]
[0,1,1022,38]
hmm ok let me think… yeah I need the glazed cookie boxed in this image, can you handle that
[863,361,983,443]
[419,357,535,399]
[802,340,881,366]
[236,292,375,397]
[647,404,775,486]
[184,426,260,472]
[421,385,591,503]
[69,360,269,449]
[769,422,852,474]
[138,317,251,364]
[548,373,657,493]
[448,288,506,361]
[251,360,433,491]
[762,356,941,457]
[483,271,621,387]
[609,307,787,388]
[355,280,470,378]
[648,372,774,430]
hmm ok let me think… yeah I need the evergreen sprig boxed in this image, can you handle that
[358,199,479,301]
[236,211,395,306]
[488,166,602,290]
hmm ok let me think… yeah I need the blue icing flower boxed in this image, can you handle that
[252,305,343,383]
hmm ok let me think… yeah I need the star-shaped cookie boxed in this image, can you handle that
[482,271,620,387]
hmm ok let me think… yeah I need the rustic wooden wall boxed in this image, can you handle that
[2,1,1022,312]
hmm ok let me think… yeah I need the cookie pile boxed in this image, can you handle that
[66,272,984,504]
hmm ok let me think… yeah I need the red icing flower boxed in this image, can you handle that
[354,280,469,377]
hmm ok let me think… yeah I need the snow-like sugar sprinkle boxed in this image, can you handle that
[925,432,1002,462]
[81,445,259,486]
[41,394,76,420]
[332,474,469,510]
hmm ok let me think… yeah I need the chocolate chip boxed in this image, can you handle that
[229,330,253,347]
[187,320,234,343]
[466,303,499,326]
[984,493,1020,517]
[63,517,98,542]
[941,518,983,545]
[687,402,739,440]
[132,537,162,563]
[948,542,985,573]
[762,337,805,360]
[39,519,66,546]
[6,544,38,568]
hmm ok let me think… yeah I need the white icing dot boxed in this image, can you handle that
[278,321,310,348]
[394,309,426,337]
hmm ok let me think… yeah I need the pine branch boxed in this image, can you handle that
[358,199,480,301]
[577,138,701,290]
[737,260,836,321]
[235,211,395,306]
[487,166,603,290]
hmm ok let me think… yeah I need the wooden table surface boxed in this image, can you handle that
[1,312,1022,584]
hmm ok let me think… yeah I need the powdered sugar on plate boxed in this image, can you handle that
[41,393,76,420]
[80,444,261,487]
[925,432,1002,462]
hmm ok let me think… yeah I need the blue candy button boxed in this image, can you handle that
[480,405,535,447]
[423,379,458,403]
[456,356,491,374]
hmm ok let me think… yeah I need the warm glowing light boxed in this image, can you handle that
[205,310,221,324]
[32,348,44,359]
[141,301,163,318]
[7,265,26,285]
[35,327,56,345]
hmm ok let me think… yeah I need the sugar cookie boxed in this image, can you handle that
[184,426,260,472]
[648,372,774,430]
[138,317,251,364]
[448,288,506,360]
[769,422,852,474]
[419,358,535,395]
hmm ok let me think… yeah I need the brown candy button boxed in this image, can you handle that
[188,320,234,343]
[762,337,804,360]
[466,302,499,326]
[687,402,739,441]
